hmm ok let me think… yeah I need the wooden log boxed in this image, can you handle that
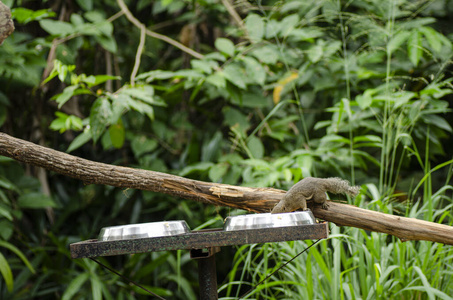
[0,132,283,212]
[312,203,453,245]
[0,132,452,245]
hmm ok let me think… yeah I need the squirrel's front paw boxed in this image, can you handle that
[321,202,329,210]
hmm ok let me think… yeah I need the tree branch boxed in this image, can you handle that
[116,0,204,60]
[0,132,452,245]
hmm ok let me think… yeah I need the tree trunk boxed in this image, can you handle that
[0,132,452,245]
[0,1,14,45]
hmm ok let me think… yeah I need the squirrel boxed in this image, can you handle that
[271,177,360,213]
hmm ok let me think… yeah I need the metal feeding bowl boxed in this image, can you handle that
[98,221,190,241]
[224,211,316,231]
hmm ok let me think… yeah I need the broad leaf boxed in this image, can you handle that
[387,31,410,55]
[247,135,264,159]
[419,26,442,53]
[223,64,247,89]
[53,85,79,109]
[208,163,229,183]
[67,130,92,153]
[251,45,280,64]
[245,14,264,42]
[108,122,125,149]
[215,38,235,57]
[90,97,112,143]
[242,56,266,86]
[408,30,423,66]
[39,19,74,36]
[17,192,57,209]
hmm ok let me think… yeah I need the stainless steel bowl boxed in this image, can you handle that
[98,221,191,241]
[224,211,315,231]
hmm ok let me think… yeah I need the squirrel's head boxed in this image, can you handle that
[271,201,292,214]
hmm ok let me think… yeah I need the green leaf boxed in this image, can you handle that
[288,28,324,42]
[319,134,350,145]
[109,122,125,149]
[408,30,423,66]
[0,176,18,192]
[223,64,247,89]
[237,92,270,108]
[387,31,410,55]
[131,135,158,158]
[39,19,74,36]
[265,19,281,39]
[136,70,177,81]
[12,8,55,25]
[393,91,416,108]
[53,85,79,109]
[62,273,90,300]
[245,14,265,42]
[128,99,155,121]
[355,89,374,109]
[419,26,442,53]
[94,34,117,53]
[70,14,85,26]
[206,72,226,88]
[279,14,299,37]
[0,206,13,222]
[76,0,93,11]
[246,135,264,159]
[0,220,13,240]
[423,114,452,132]
[204,52,226,62]
[95,20,114,36]
[353,135,382,143]
[242,56,266,86]
[251,45,280,64]
[191,59,214,74]
[42,60,76,85]
[82,75,120,87]
[208,163,229,183]
[90,273,102,300]
[0,240,36,274]
[67,130,92,153]
[223,107,250,132]
[307,44,323,63]
[122,86,160,105]
[90,97,112,143]
[17,192,57,209]
[215,38,235,57]
[179,162,214,176]
[50,112,83,133]
[0,252,13,292]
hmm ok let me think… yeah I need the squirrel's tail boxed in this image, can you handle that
[323,177,360,197]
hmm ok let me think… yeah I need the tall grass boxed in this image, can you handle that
[218,0,453,298]
[219,177,453,299]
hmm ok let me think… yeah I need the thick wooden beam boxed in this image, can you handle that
[0,133,283,212]
[1,132,452,245]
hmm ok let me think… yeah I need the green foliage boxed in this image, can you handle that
[0,0,453,298]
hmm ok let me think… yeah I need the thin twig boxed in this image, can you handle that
[131,23,146,86]
[116,0,204,59]
[221,0,248,38]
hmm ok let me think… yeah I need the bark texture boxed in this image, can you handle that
[0,132,452,245]
[0,1,14,45]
